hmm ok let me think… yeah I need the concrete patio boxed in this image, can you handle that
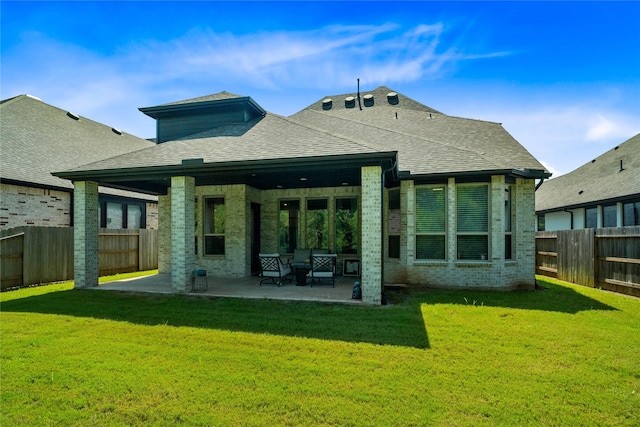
[93,273,365,305]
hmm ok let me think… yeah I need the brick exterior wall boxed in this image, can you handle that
[73,181,99,288]
[0,183,158,231]
[157,173,537,294]
[146,201,159,230]
[385,175,538,290]
[0,183,71,229]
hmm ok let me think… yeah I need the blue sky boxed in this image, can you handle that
[2,1,639,177]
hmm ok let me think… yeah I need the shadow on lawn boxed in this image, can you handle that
[1,288,431,349]
[404,279,618,314]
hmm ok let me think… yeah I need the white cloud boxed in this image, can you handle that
[586,113,637,141]
[3,23,509,136]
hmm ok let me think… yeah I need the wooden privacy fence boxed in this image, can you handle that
[1,227,158,290]
[536,226,640,297]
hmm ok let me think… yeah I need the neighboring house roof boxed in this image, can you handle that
[536,133,640,213]
[54,87,549,194]
[0,94,157,200]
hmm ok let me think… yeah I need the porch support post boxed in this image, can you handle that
[73,180,99,288]
[157,194,171,273]
[491,175,505,262]
[170,176,195,293]
[361,165,383,305]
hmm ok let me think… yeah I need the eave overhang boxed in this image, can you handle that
[139,97,266,119]
[52,152,399,195]
[399,168,551,184]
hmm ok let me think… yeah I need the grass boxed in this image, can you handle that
[1,274,638,426]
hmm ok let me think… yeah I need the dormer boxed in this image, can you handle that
[139,91,266,143]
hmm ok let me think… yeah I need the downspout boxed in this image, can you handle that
[563,208,574,230]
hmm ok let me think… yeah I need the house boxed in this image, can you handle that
[0,94,158,230]
[53,86,550,304]
[535,133,640,231]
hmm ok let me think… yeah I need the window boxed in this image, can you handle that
[279,200,300,253]
[623,201,640,226]
[457,185,489,260]
[204,197,225,255]
[603,204,617,227]
[106,202,123,229]
[504,187,513,259]
[98,198,146,229]
[388,189,400,258]
[306,199,328,250]
[537,214,545,231]
[126,205,142,229]
[415,186,446,259]
[336,198,358,254]
[585,207,597,229]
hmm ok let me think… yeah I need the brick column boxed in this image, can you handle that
[516,178,536,285]
[73,180,99,288]
[170,176,195,293]
[157,194,171,273]
[491,175,505,262]
[361,166,382,305]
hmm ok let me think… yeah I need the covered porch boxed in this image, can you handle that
[93,272,365,304]
[59,152,398,306]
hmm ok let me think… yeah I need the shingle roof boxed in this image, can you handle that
[290,86,547,176]
[155,91,244,107]
[62,112,385,172]
[0,94,156,198]
[535,133,640,212]
[55,86,549,185]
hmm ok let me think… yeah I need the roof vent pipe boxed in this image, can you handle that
[357,78,362,110]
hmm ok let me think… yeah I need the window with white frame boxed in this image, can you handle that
[415,185,446,260]
[456,184,489,260]
[204,197,225,255]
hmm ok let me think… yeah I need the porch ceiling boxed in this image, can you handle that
[55,152,399,195]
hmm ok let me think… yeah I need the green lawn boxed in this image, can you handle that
[1,274,638,426]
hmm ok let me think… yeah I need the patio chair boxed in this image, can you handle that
[308,253,337,287]
[258,253,292,286]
